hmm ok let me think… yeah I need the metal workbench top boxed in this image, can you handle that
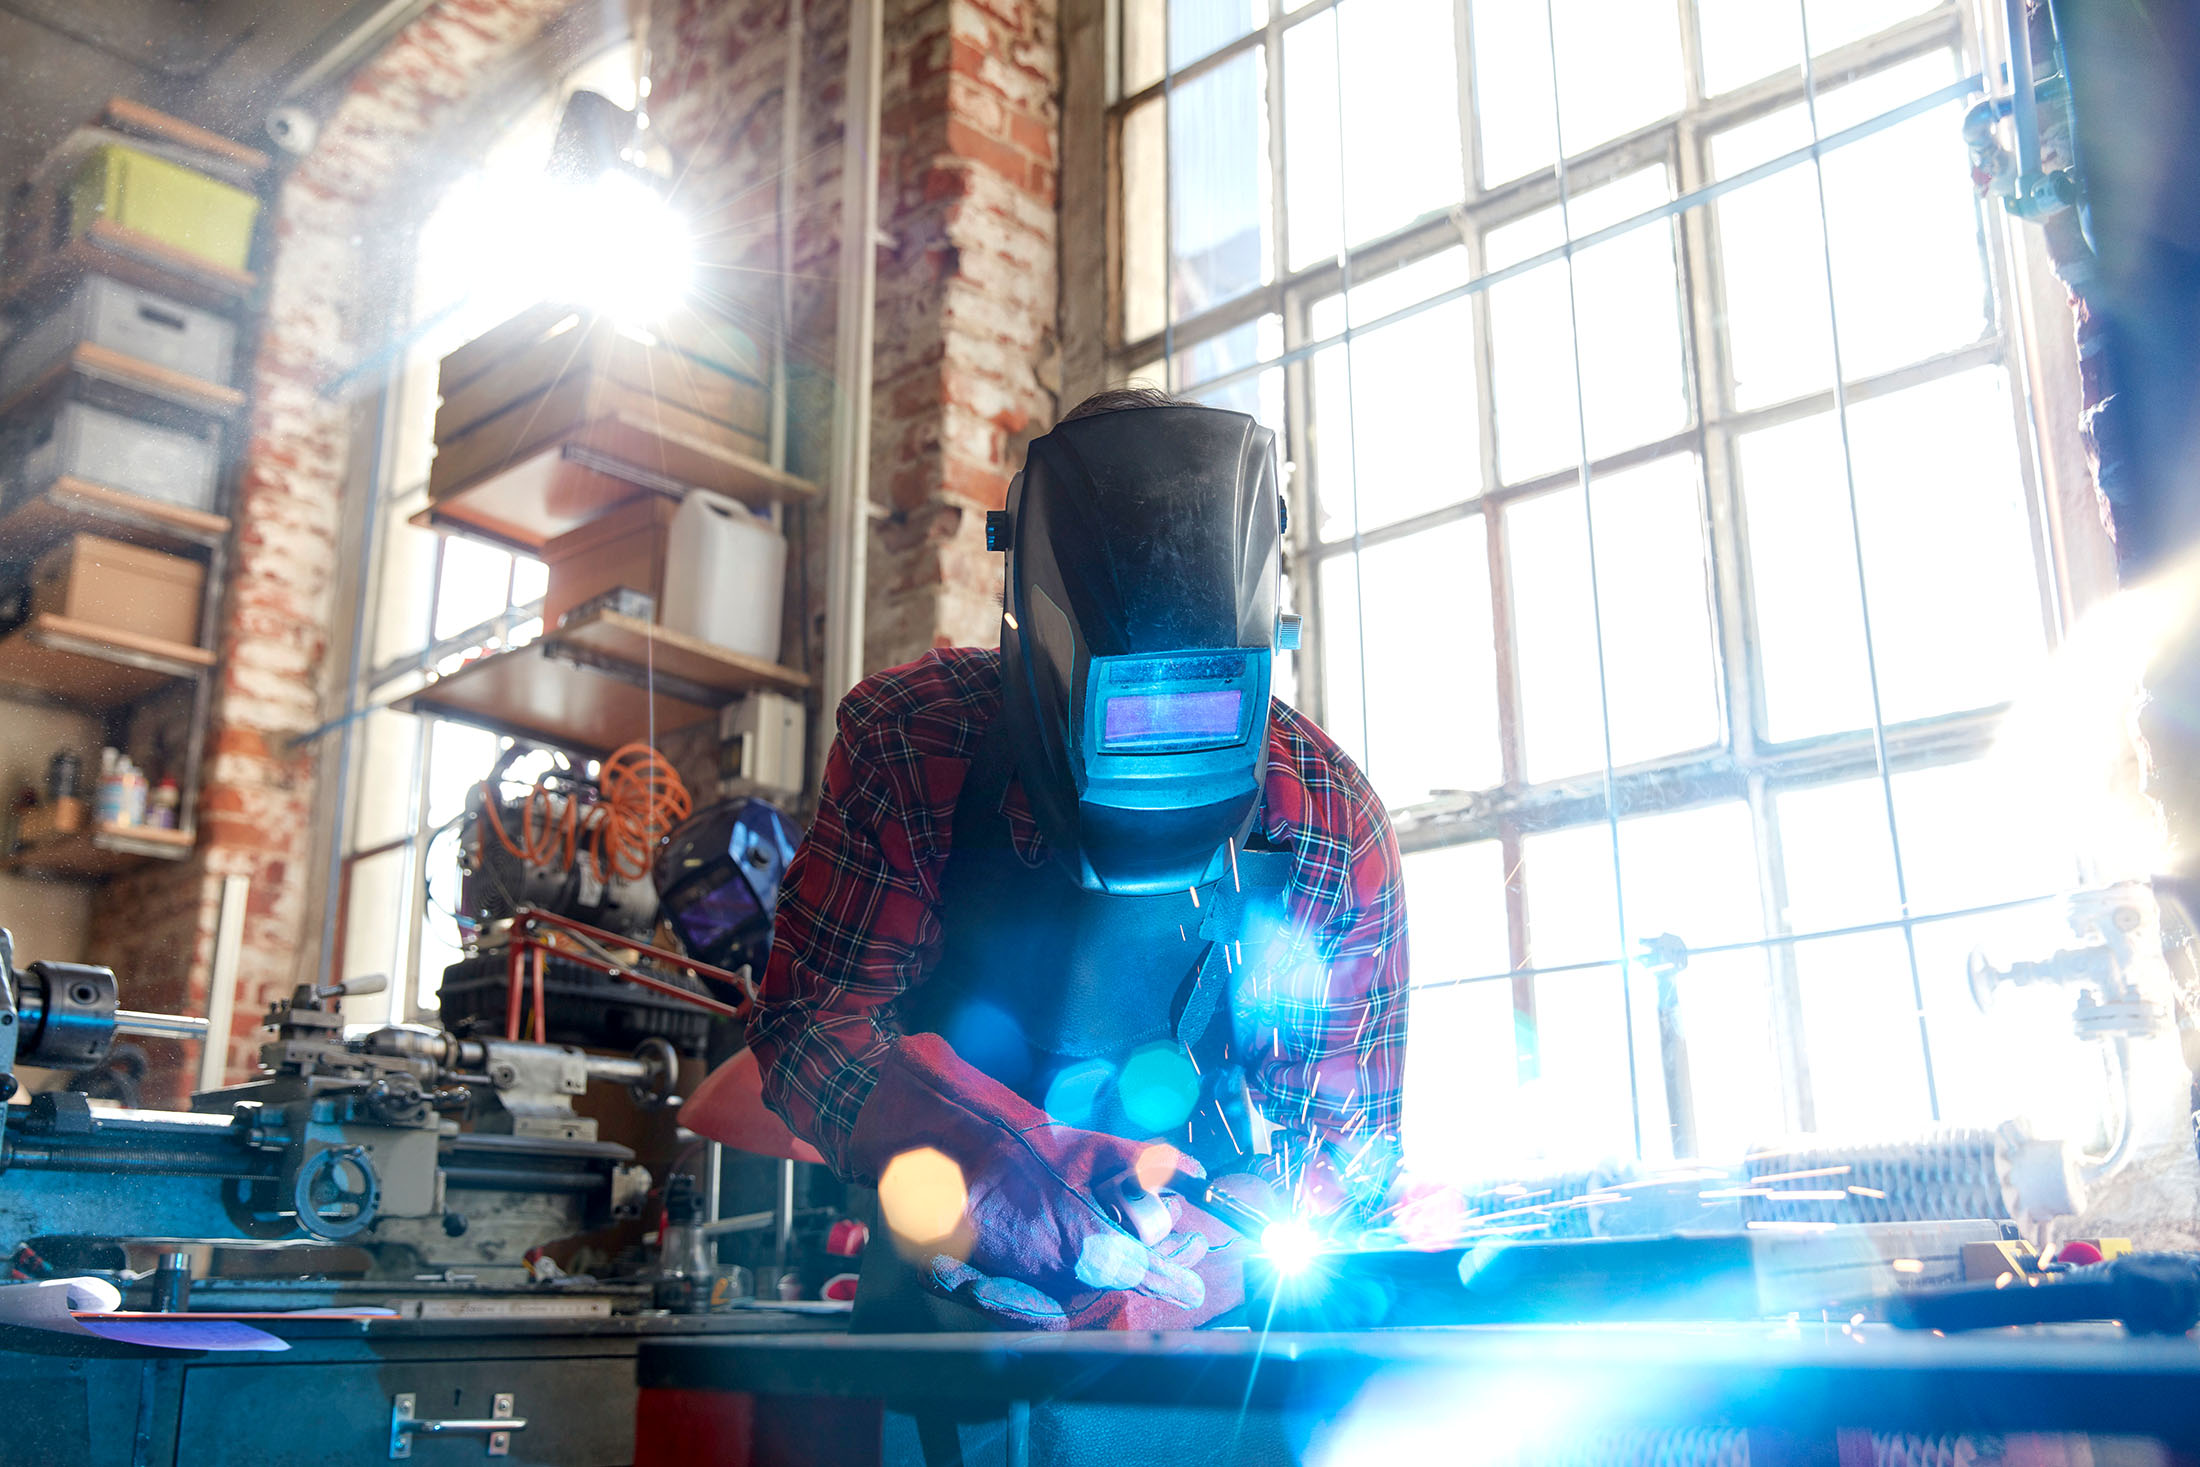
[637,1323,2200,1446]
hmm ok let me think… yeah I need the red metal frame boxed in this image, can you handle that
[500,906,746,1042]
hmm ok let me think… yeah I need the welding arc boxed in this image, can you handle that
[483,743,692,883]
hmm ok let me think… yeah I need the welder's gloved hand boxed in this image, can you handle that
[849,1034,1240,1326]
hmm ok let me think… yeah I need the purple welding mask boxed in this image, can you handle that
[989,403,1293,895]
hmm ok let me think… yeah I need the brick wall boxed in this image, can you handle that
[650,0,1058,679]
[89,0,576,1098]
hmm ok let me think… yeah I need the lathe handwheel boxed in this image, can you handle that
[629,1036,680,1108]
[294,1144,381,1240]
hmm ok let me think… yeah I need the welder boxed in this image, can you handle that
[688,387,1409,1330]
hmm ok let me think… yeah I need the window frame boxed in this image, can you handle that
[1075,0,2107,1145]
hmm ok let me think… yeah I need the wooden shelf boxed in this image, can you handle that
[23,101,268,196]
[396,616,804,754]
[0,342,247,424]
[9,822,193,878]
[416,430,816,554]
[0,613,214,708]
[550,610,809,697]
[1,221,257,316]
[0,477,229,558]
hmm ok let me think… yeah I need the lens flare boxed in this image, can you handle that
[1261,1217,1322,1275]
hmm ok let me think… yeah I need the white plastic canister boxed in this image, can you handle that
[659,490,787,661]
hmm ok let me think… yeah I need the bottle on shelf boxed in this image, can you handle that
[94,748,126,826]
[147,776,180,831]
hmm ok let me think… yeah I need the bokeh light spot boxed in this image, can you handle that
[1134,1142,1184,1193]
[1119,1042,1200,1134]
[878,1147,967,1249]
[1043,1059,1114,1128]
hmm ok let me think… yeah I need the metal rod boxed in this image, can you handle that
[115,1009,210,1041]
[773,1157,796,1270]
[822,0,884,712]
[196,874,249,1092]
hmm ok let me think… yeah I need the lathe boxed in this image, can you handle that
[0,926,675,1283]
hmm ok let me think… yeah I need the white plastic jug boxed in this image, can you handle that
[659,491,787,661]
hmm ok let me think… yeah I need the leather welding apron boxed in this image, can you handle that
[852,721,1290,1334]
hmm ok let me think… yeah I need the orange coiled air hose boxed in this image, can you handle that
[483,743,690,884]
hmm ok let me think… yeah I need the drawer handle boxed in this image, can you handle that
[389,1393,527,1458]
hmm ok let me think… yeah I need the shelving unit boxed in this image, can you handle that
[413,432,818,553]
[0,476,231,556]
[0,97,270,884]
[9,822,194,878]
[0,613,215,708]
[396,608,810,756]
[0,220,256,314]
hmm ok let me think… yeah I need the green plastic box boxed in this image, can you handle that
[67,143,259,273]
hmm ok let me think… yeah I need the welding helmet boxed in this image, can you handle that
[653,797,801,974]
[990,403,1296,895]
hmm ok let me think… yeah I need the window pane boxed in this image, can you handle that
[1308,253,1478,539]
[1173,315,1282,431]
[1742,367,2045,742]
[1170,0,1261,74]
[1282,15,1343,272]
[1468,0,1557,186]
[1124,0,1165,94]
[371,493,437,668]
[1697,0,1945,98]
[511,554,547,608]
[1507,454,1720,782]
[1405,840,1511,984]
[1319,518,1501,807]
[1775,760,2084,1140]
[1340,0,1462,248]
[434,536,514,642]
[1711,52,1983,408]
[1525,803,1772,1161]
[1170,49,1271,322]
[1470,0,1685,186]
[425,720,502,830]
[1122,97,1168,343]
[340,847,408,1027]
[1487,167,1688,482]
[350,709,422,851]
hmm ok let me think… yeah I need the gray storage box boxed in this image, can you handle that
[0,274,237,395]
[7,396,220,512]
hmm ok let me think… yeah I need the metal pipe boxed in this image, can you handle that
[1,1147,274,1178]
[822,0,884,713]
[770,0,803,476]
[114,1010,211,1042]
[2004,0,2042,180]
[773,1157,796,1269]
[436,1166,608,1193]
[197,874,250,1092]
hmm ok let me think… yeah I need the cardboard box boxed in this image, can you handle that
[31,532,204,646]
[541,493,681,633]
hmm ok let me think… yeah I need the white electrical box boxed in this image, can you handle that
[720,691,806,798]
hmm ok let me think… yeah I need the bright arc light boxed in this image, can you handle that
[1262,1218,1322,1276]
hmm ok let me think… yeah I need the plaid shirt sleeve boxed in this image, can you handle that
[1239,702,1411,1206]
[744,652,991,1178]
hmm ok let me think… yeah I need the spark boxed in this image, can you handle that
[1228,839,1242,892]
[1189,887,1201,909]
[1848,1186,1886,1199]
[1754,1166,1852,1184]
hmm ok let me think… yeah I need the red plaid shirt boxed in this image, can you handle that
[747,647,1409,1185]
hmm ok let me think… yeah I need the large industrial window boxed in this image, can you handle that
[327,43,643,1023]
[1102,0,2106,1181]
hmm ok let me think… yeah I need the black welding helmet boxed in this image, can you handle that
[992,403,1294,895]
[653,797,801,973]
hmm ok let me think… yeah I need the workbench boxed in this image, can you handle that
[0,1308,843,1467]
[634,1323,2200,1467]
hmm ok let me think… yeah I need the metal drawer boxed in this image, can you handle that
[175,1356,637,1467]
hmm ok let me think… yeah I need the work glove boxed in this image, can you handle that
[848,1033,1242,1329]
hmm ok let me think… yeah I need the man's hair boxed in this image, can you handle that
[1060,384,1187,422]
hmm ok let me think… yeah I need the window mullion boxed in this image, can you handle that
[1747,770,1818,1133]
